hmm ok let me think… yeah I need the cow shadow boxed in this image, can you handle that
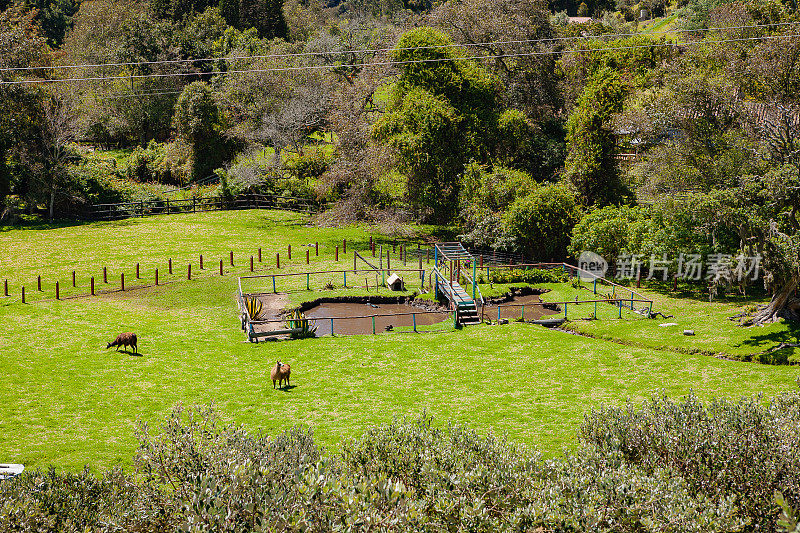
[275,384,296,392]
[110,349,143,357]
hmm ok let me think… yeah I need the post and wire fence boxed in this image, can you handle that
[87,193,326,221]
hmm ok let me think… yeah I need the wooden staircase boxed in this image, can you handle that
[432,242,483,326]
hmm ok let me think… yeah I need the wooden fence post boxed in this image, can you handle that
[72,271,76,287]
[288,245,291,260]
[230,251,234,266]
[3,279,7,296]
[155,269,159,286]
[343,239,347,254]
[387,251,390,270]
[354,251,357,271]
[276,253,280,268]
[335,246,339,261]
[220,260,224,275]
[55,281,59,300]
[21,286,25,303]
[169,259,172,275]
[315,242,319,256]
[136,263,140,279]
[188,264,191,280]
[306,250,310,264]
[121,273,125,291]
[200,255,204,269]
[250,256,254,272]
[258,248,262,262]
[91,277,94,295]
[38,275,42,291]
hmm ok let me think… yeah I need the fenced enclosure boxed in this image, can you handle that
[235,255,657,342]
[237,271,457,341]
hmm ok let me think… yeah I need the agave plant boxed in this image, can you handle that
[286,309,317,339]
[244,295,264,320]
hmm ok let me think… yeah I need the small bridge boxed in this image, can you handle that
[432,242,483,326]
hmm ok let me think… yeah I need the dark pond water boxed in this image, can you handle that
[305,302,449,336]
[483,294,561,322]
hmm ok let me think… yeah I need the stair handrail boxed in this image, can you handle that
[431,264,472,305]
[462,270,484,310]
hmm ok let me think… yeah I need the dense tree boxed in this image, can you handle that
[503,182,581,261]
[564,67,630,206]
[430,0,560,119]
[374,27,498,222]
[173,81,230,180]
[22,0,80,47]
[0,6,49,211]
[374,87,464,221]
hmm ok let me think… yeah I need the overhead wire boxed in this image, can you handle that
[0,20,797,74]
[2,32,798,87]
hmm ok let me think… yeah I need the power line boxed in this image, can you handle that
[0,20,797,74]
[2,33,797,86]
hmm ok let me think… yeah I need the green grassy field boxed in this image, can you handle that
[1,210,799,472]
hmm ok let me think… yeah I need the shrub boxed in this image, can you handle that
[489,267,569,284]
[284,147,331,182]
[123,141,190,185]
[502,182,581,261]
[2,396,800,531]
[579,392,800,531]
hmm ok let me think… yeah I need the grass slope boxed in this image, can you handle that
[1,210,798,471]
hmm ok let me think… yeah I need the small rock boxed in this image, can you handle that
[683,329,695,336]
[499,318,509,325]
[659,322,678,327]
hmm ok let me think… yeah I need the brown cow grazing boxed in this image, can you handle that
[107,332,138,353]
[271,361,291,389]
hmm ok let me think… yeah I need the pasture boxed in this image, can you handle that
[1,210,798,471]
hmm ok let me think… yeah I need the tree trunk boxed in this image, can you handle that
[751,279,800,325]
[49,188,55,222]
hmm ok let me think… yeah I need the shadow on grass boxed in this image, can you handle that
[110,349,143,357]
[736,323,800,350]
[636,279,769,304]
[753,348,799,365]
[274,384,296,392]
[0,218,88,232]
[733,323,800,364]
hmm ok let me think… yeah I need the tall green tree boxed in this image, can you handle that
[0,6,49,208]
[173,81,229,180]
[564,67,629,206]
[374,27,498,222]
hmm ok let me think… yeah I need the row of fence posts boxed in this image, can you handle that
[2,237,429,303]
[3,242,649,315]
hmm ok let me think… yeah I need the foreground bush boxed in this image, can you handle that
[579,392,800,531]
[489,267,569,285]
[2,393,800,531]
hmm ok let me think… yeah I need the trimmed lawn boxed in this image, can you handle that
[1,210,798,472]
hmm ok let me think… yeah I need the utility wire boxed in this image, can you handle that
[2,33,796,86]
[0,20,797,73]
